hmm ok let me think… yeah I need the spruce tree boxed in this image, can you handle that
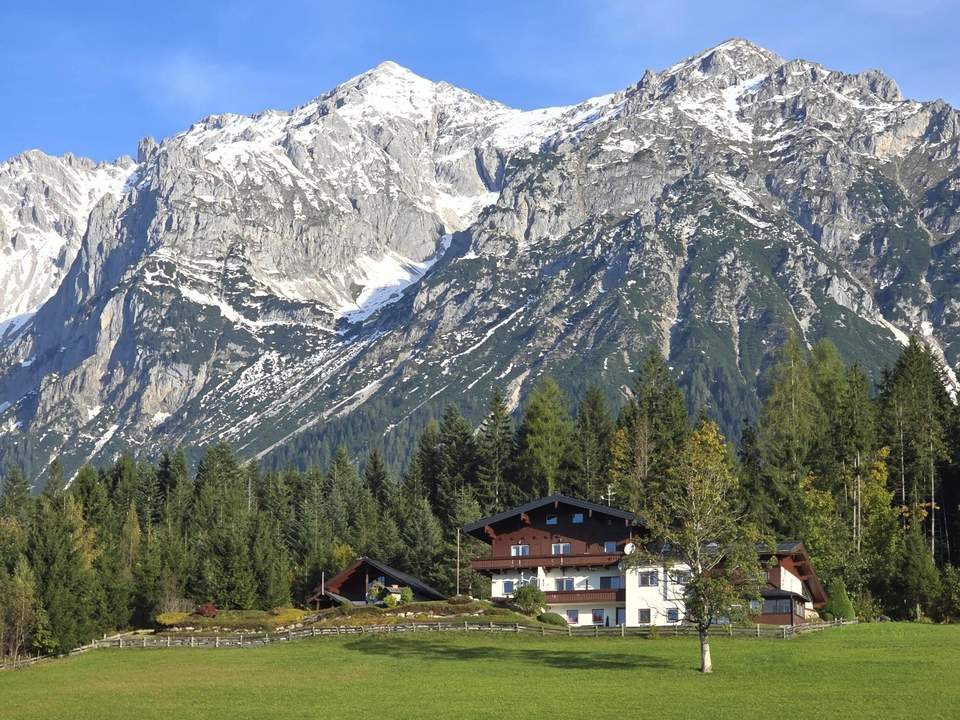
[28,494,105,652]
[758,335,824,536]
[567,386,614,501]
[476,388,515,513]
[514,376,573,497]
[363,448,393,507]
[0,466,31,523]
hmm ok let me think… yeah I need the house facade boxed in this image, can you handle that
[464,495,827,627]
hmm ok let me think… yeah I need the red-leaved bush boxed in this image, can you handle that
[198,602,219,618]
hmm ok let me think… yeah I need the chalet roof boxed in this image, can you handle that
[461,494,636,539]
[757,540,806,555]
[308,556,445,604]
[760,587,808,601]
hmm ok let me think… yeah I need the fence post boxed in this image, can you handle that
[312,627,317,638]
[143,636,147,648]
[728,624,733,636]
[167,636,171,648]
[595,625,599,638]
[782,627,787,640]
[515,623,519,633]
[568,625,572,637]
[756,624,760,638]
[621,624,625,637]
[119,637,123,649]
[190,636,195,648]
[239,634,243,648]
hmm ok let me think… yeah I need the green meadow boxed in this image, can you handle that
[2,623,957,720]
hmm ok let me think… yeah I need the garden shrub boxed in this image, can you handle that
[537,612,567,626]
[383,593,399,608]
[511,584,545,615]
[155,611,192,626]
[399,586,414,605]
[198,602,219,618]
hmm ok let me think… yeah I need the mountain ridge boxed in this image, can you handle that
[1,39,959,483]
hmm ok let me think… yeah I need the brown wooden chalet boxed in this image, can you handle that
[464,494,829,628]
[463,494,636,604]
[307,556,445,609]
[754,541,828,625]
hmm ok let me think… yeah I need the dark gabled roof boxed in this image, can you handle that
[757,540,806,555]
[308,556,445,604]
[462,494,636,539]
[760,587,808,601]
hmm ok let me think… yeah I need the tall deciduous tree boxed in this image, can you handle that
[634,420,762,673]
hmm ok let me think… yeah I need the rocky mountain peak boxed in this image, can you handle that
[2,40,959,484]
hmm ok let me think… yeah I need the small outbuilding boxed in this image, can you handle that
[308,556,446,609]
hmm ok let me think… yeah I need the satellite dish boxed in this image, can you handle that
[624,542,637,555]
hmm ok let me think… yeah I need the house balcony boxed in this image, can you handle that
[544,589,626,604]
[470,553,622,572]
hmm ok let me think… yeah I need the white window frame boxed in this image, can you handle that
[603,540,617,553]
[554,577,574,592]
[591,608,605,625]
[638,608,651,624]
[502,580,515,595]
[510,544,530,557]
[638,570,659,587]
[551,542,571,556]
[666,607,680,623]
[566,609,579,624]
[571,512,584,524]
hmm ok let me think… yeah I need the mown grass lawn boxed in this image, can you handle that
[3,623,958,720]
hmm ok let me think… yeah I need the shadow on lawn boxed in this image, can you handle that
[342,636,671,670]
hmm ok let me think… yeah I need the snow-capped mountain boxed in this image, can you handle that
[2,40,959,482]
[0,152,136,338]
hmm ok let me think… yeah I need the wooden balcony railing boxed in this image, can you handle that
[543,589,626,603]
[470,553,622,571]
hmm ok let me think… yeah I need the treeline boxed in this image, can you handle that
[2,336,960,660]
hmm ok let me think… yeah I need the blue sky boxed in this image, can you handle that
[2,0,958,162]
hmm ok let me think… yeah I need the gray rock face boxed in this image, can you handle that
[0,151,135,340]
[1,40,959,482]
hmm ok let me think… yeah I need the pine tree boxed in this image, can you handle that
[0,466,31,523]
[475,388,514,513]
[400,495,444,588]
[28,494,105,652]
[879,338,952,559]
[567,386,614,501]
[514,376,573,497]
[363,448,393,507]
[434,404,479,526]
[44,459,65,498]
[758,335,824,536]
[895,520,942,620]
[612,351,690,510]
[836,363,877,554]
[157,448,190,528]
[251,516,291,609]
[71,464,110,531]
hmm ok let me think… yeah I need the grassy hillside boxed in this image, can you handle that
[3,624,958,719]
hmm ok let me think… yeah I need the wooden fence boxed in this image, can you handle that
[1,619,857,669]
